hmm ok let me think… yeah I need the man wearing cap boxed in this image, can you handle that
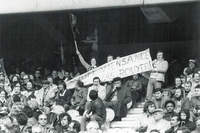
[147,109,170,133]
[104,77,131,121]
[146,51,168,100]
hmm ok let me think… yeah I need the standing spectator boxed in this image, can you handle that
[51,70,59,85]
[146,51,168,100]
[87,77,106,101]
[104,77,131,121]
[76,49,97,71]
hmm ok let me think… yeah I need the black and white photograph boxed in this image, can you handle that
[0,0,199,133]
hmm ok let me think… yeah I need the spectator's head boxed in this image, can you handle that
[34,70,41,78]
[188,59,196,69]
[153,88,162,100]
[180,75,187,84]
[38,113,48,127]
[42,80,50,89]
[164,100,176,113]
[174,88,184,99]
[52,70,58,79]
[20,71,26,79]
[47,76,53,85]
[12,83,21,95]
[13,95,21,103]
[179,109,190,122]
[107,55,113,63]
[57,81,66,91]
[68,120,81,133]
[132,74,139,80]
[0,89,7,100]
[32,125,42,133]
[12,75,19,83]
[15,112,28,126]
[143,101,156,114]
[10,103,23,116]
[89,90,98,101]
[193,72,200,83]
[113,77,122,88]
[170,114,180,128]
[156,51,164,60]
[23,75,29,84]
[26,81,33,90]
[93,77,100,86]
[184,81,192,93]
[86,121,100,133]
[153,109,164,121]
[175,77,182,87]
[22,106,33,118]
[90,58,97,67]
[75,80,84,90]
[59,113,72,128]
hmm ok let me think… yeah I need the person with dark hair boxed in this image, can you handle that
[71,80,88,115]
[15,112,28,132]
[0,89,8,107]
[136,100,156,132]
[104,77,131,121]
[163,100,178,121]
[87,77,106,101]
[81,90,106,131]
[183,59,197,76]
[151,88,168,109]
[56,112,72,133]
[191,72,200,91]
[107,55,114,63]
[68,120,81,133]
[192,117,200,133]
[179,110,195,131]
[56,81,72,110]
[172,88,185,113]
[165,114,180,133]
[22,105,37,126]
[146,51,168,100]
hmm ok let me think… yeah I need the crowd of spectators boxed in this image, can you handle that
[0,50,199,133]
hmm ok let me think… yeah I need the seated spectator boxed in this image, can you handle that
[21,81,35,99]
[163,100,178,121]
[81,90,106,131]
[124,74,144,107]
[87,77,106,101]
[71,80,87,115]
[0,89,8,107]
[165,114,180,133]
[147,109,171,133]
[183,59,197,76]
[22,105,38,127]
[68,120,81,133]
[136,100,156,132]
[15,112,28,132]
[151,88,167,109]
[191,72,200,91]
[172,88,185,113]
[104,77,131,121]
[56,112,72,133]
[171,77,184,95]
[179,109,196,131]
[192,117,200,133]
[85,120,102,133]
[190,85,200,118]
[184,81,192,99]
[56,81,72,110]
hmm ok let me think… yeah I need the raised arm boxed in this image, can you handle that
[76,49,91,70]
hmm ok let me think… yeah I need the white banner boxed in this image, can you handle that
[65,49,153,89]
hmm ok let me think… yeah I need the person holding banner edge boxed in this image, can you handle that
[146,51,169,101]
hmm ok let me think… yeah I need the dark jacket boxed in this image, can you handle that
[105,85,131,117]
